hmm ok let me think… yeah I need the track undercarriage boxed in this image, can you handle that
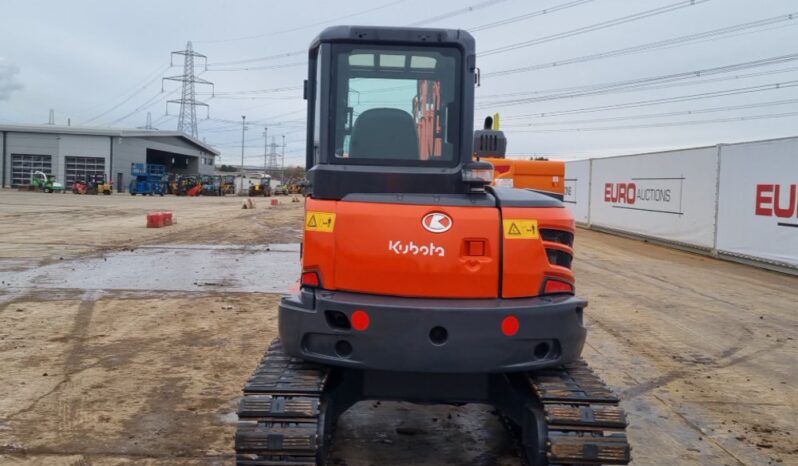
[235,339,631,466]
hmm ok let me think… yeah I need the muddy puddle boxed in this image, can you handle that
[0,243,300,295]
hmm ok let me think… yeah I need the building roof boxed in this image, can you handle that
[0,123,220,156]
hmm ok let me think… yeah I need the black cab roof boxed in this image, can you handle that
[311,25,475,53]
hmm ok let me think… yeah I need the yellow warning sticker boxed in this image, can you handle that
[503,219,539,239]
[305,211,336,232]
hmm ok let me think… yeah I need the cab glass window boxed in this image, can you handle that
[331,45,460,165]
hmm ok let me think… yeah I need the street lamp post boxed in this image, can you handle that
[240,115,247,170]
[240,115,246,193]
[281,134,286,184]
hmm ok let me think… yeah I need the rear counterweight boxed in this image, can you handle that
[278,289,587,373]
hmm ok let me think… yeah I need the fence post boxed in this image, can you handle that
[711,144,723,258]
[587,158,593,228]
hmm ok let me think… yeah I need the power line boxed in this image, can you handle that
[196,0,407,44]
[480,0,711,57]
[209,136,268,147]
[501,79,798,120]
[209,136,303,148]
[204,0,521,68]
[470,0,595,32]
[479,53,798,100]
[409,0,511,26]
[151,113,174,127]
[106,87,179,126]
[477,53,798,108]
[208,51,305,67]
[105,70,210,127]
[200,119,305,134]
[502,98,798,127]
[80,63,170,125]
[509,110,798,133]
[204,110,305,126]
[209,96,300,101]
[197,86,301,96]
[207,61,306,72]
[483,12,798,78]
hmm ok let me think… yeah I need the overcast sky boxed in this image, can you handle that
[1,0,796,165]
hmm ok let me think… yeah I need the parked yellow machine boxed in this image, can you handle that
[248,176,272,197]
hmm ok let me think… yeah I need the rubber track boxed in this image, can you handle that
[235,341,629,465]
[235,339,329,466]
[528,359,631,465]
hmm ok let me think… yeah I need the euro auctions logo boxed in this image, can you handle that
[604,177,683,215]
[605,182,637,204]
[755,184,797,228]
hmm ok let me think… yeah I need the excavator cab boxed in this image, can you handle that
[305,26,488,199]
[235,26,630,466]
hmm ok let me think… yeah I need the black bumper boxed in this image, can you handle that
[278,289,587,373]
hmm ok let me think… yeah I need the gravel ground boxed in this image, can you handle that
[0,190,795,466]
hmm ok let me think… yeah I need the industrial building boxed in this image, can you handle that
[0,124,219,190]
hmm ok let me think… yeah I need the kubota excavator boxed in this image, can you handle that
[235,26,630,466]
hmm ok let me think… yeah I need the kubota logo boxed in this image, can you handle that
[422,212,452,233]
[389,240,446,257]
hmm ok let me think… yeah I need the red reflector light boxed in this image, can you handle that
[301,271,320,287]
[351,309,370,331]
[501,315,519,337]
[494,165,510,174]
[544,279,574,294]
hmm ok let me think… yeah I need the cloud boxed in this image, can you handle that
[0,60,23,100]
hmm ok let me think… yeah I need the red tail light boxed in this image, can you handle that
[501,315,520,336]
[351,309,370,331]
[543,278,574,295]
[301,271,320,287]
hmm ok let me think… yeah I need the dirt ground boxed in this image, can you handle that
[0,190,795,466]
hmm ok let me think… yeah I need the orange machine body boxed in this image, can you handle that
[483,158,565,198]
[302,197,575,300]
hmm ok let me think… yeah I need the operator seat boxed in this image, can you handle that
[349,108,420,160]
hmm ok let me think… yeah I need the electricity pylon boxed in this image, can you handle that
[162,41,213,138]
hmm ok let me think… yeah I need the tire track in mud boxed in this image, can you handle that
[577,257,748,314]
[579,256,791,382]
[586,319,779,466]
[4,293,98,423]
[577,232,797,304]
[576,237,796,465]
[62,296,97,372]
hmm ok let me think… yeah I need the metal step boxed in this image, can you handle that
[239,395,320,419]
[235,420,318,453]
[544,404,628,430]
[547,432,631,465]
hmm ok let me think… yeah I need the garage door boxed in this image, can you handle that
[11,154,52,187]
[65,156,105,186]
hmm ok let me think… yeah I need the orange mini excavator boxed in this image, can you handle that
[235,26,630,466]
[474,114,566,199]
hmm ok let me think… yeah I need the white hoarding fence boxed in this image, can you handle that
[715,137,798,268]
[588,147,719,249]
[566,136,797,273]
[564,160,590,224]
